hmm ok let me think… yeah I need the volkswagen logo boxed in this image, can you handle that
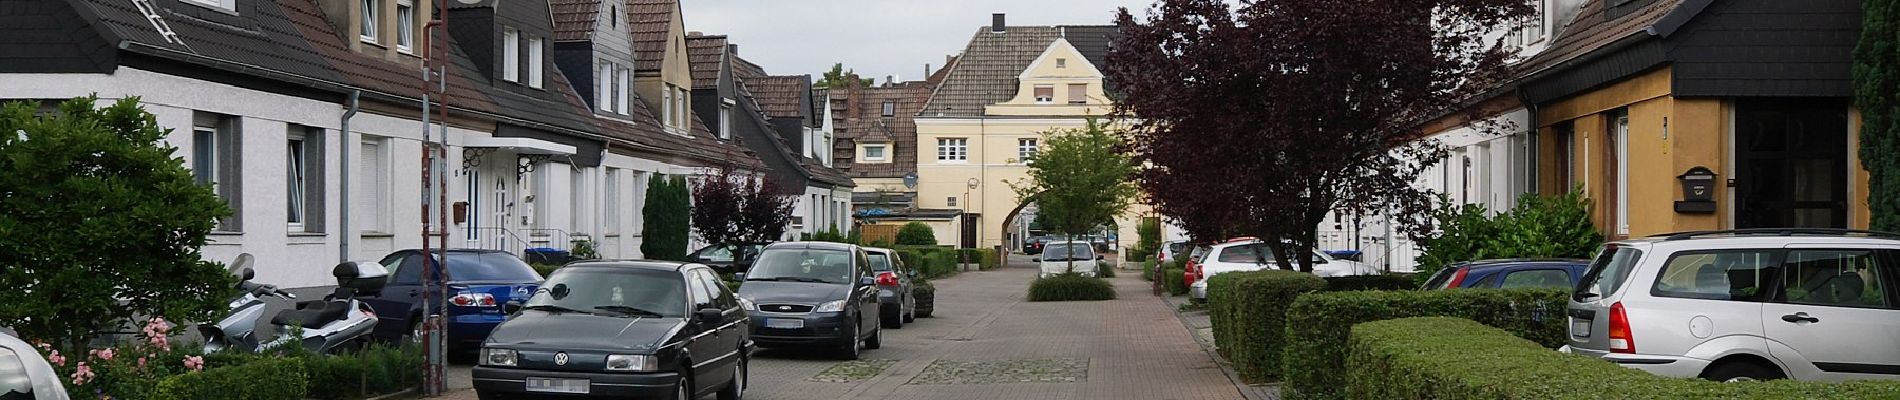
[554,352,569,366]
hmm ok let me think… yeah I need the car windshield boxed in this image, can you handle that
[525,268,685,318]
[747,249,855,284]
[867,253,894,272]
[1042,243,1095,261]
[444,253,543,282]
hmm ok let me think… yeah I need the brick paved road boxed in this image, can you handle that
[440,255,1243,400]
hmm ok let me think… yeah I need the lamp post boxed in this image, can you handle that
[963,178,979,269]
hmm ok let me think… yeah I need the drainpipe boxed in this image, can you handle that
[340,90,360,263]
[1517,86,1540,196]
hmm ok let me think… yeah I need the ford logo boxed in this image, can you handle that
[554,352,568,366]
[778,306,793,311]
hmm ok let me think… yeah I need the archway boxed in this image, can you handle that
[997,191,1042,255]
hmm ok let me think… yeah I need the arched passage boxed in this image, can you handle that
[997,191,1042,254]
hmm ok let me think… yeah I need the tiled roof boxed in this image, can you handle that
[685,34,727,89]
[832,83,932,178]
[628,0,676,72]
[549,0,600,41]
[923,26,1124,117]
[733,56,767,81]
[1516,0,1686,76]
[747,75,811,119]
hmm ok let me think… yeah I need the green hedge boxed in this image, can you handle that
[1141,258,1158,281]
[1096,261,1116,278]
[956,248,1000,270]
[913,280,936,318]
[1162,267,1187,296]
[151,358,308,400]
[1348,317,1900,399]
[301,345,424,399]
[1205,271,1326,382]
[1321,274,1417,292]
[1027,274,1116,301]
[1283,289,1568,400]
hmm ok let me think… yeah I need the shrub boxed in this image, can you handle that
[803,226,849,243]
[1027,273,1116,301]
[922,250,959,279]
[1347,317,1900,399]
[641,174,692,261]
[1413,190,1601,285]
[895,222,937,246]
[1141,258,1158,281]
[1205,271,1326,382]
[150,357,308,400]
[1162,267,1188,296]
[956,248,1000,270]
[1321,274,1417,292]
[531,262,561,277]
[1283,289,1569,400]
[1135,217,1161,261]
[300,345,423,400]
[912,280,936,318]
[1096,261,1116,278]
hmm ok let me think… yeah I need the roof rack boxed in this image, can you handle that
[1652,228,1900,241]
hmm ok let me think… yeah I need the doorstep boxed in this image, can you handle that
[1160,293,1282,400]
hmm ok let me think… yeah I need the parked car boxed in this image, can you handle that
[1158,240,1188,263]
[737,242,883,359]
[473,260,748,400]
[1188,239,1380,302]
[1420,259,1590,290]
[689,243,767,275]
[1023,236,1052,255]
[362,249,543,352]
[1182,244,1213,287]
[863,247,917,329]
[1035,241,1101,278]
[1563,229,1900,382]
[0,331,69,400]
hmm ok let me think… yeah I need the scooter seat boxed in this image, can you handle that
[272,300,350,329]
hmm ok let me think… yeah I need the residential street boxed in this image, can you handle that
[439,255,1246,400]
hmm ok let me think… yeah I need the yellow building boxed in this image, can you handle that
[911,16,1147,250]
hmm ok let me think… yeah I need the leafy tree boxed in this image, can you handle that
[736,176,797,243]
[641,174,691,261]
[815,62,875,89]
[1414,189,1602,283]
[1109,0,1531,272]
[895,222,937,246]
[1135,217,1162,260]
[1012,119,1141,272]
[690,164,745,249]
[0,97,235,351]
[1860,0,1900,231]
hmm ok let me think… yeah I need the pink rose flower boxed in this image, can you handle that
[182,355,204,372]
[137,356,147,369]
[70,362,93,385]
[47,351,63,367]
[95,348,113,361]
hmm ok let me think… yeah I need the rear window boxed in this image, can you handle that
[1421,267,1459,290]
[1043,243,1095,261]
[1651,250,1775,301]
[1216,244,1266,264]
[1576,246,1643,301]
[1500,269,1573,289]
[1167,242,1186,254]
[867,253,893,272]
[444,253,543,282]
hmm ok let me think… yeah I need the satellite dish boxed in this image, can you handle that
[903,172,918,189]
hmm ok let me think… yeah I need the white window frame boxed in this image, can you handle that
[359,138,391,233]
[1524,0,1547,44]
[195,113,242,232]
[863,144,887,161]
[502,27,520,82]
[395,0,414,53]
[719,105,732,140]
[1033,84,1054,103]
[881,101,895,117]
[662,86,674,127]
[360,0,381,44]
[181,0,236,12]
[287,131,310,231]
[1018,138,1038,163]
[616,68,630,114]
[1056,58,1067,68]
[527,37,544,88]
[603,169,620,235]
[598,62,613,111]
[937,138,968,162]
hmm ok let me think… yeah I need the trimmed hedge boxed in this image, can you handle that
[913,280,936,318]
[1027,274,1116,301]
[1162,267,1188,296]
[302,345,424,400]
[1141,258,1158,281]
[151,358,308,400]
[1321,274,1417,292]
[897,245,961,279]
[1348,317,1900,399]
[1205,270,1326,382]
[1283,288,1569,400]
[1096,261,1116,278]
[956,248,1000,270]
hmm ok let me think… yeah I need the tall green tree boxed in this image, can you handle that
[1013,119,1141,271]
[641,174,691,261]
[0,97,235,351]
[1859,0,1900,231]
[814,62,875,89]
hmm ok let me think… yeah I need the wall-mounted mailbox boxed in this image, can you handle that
[1675,166,1717,213]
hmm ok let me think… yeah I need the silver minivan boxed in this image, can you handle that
[1563,229,1900,382]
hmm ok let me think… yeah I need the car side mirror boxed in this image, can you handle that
[860,276,876,286]
[733,273,747,281]
[697,307,723,325]
[504,300,525,316]
[1031,258,1041,263]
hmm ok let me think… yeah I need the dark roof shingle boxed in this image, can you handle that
[685,34,727,89]
[549,0,600,41]
[1517,0,1686,76]
[628,0,675,72]
[921,26,1114,117]
[832,83,932,178]
[747,75,811,119]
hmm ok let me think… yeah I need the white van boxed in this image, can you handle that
[1035,241,1101,278]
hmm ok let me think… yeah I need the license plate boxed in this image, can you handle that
[766,318,805,329]
[525,378,589,394]
[1571,319,1592,338]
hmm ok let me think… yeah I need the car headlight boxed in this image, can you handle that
[481,348,517,367]
[814,299,847,313]
[605,354,659,372]
[737,297,757,311]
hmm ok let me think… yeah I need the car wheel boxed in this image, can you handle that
[1703,361,1784,382]
[716,357,746,400]
[902,302,916,324]
[839,323,862,360]
[864,325,882,350]
[882,307,903,329]
[397,315,423,345]
[475,390,502,400]
[671,374,693,400]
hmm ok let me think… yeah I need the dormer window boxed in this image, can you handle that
[881,101,896,117]
[502,27,520,82]
[1056,58,1066,68]
[527,37,544,88]
[1033,85,1054,103]
[395,0,415,53]
[360,0,381,44]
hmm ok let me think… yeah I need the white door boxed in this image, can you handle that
[1760,247,1900,381]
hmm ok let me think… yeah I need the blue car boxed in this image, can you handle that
[362,249,544,351]
[1421,259,1589,290]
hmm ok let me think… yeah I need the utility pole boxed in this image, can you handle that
[418,0,455,394]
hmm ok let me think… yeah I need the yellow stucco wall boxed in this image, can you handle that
[914,118,1149,250]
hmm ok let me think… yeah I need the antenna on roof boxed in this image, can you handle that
[1059,26,1066,38]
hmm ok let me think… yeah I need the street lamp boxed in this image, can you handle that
[963,178,979,269]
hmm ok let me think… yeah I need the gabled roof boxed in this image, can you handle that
[549,0,601,41]
[832,83,932,178]
[1516,0,1687,77]
[685,34,728,89]
[748,75,812,119]
[920,26,1115,117]
[628,0,677,72]
[733,56,767,81]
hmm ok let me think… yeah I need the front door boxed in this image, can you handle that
[1761,247,1900,380]
[1735,99,1849,229]
[960,214,979,249]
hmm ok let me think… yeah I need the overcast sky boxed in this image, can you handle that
[680,0,1162,83]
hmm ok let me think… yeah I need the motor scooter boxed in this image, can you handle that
[200,254,388,354]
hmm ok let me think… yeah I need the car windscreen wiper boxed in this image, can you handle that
[592,305,664,317]
[745,276,833,283]
[521,304,582,313]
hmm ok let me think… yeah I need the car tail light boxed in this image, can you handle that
[1608,302,1634,354]
[451,292,497,307]
[1445,268,1470,288]
[876,271,900,287]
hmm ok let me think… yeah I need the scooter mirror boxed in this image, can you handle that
[230,253,256,279]
[240,267,256,282]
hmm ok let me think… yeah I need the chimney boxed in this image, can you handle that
[727,44,738,56]
[924,63,931,78]
[885,75,894,87]
[992,13,1006,33]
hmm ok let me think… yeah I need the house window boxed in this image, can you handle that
[527,37,544,88]
[598,62,613,111]
[570,167,585,232]
[395,0,414,53]
[947,197,958,207]
[1033,85,1054,103]
[616,68,630,114]
[286,125,325,233]
[662,86,674,127]
[677,87,690,130]
[194,112,242,232]
[937,138,967,162]
[1018,138,1038,163]
[360,0,380,44]
[181,0,236,12]
[502,27,520,82]
[863,144,887,161]
[1056,58,1066,68]
[1524,0,1547,44]
[719,105,732,140]
[1068,84,1087,104]
[881,101,895,117]
[604,169,619,235]
[630,171,649,230]
[359,138,390,233]
[610,6,618,28]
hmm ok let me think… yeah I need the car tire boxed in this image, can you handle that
[716,357,746,400]
[882,309,903,329]
[839,323,862,360]
[671,374,693,400]
[864,325,882,350]
[1703,361,1784,382]
[475,390,502,400]
[902,303,916,324]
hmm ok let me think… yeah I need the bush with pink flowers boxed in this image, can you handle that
[32,318,211,399]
